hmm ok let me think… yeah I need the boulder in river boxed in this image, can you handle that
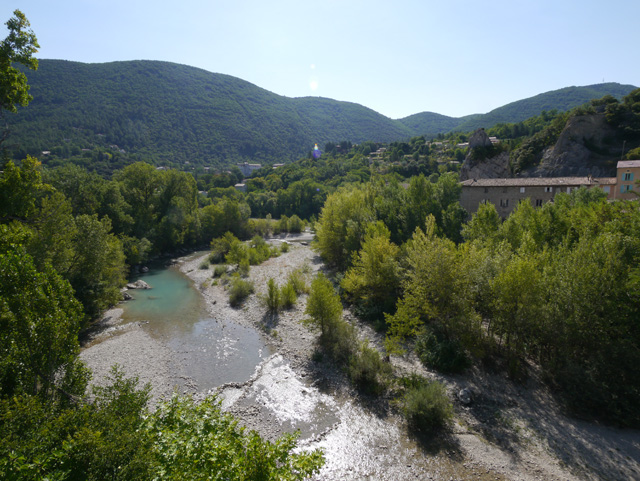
[126,280,151,289]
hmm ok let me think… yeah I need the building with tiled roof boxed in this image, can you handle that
[459,162,640,217]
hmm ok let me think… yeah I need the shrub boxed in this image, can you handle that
[212,265,227,278]
[199,261,209,270]
[402,379,453,434]
[210,232,240,264]
[348,342,391,395]
[276,215,289,234]
[280,241,290,253]
[228,275,254,307]
[415,327,470,374]
[288,215,304,233]
[280,281,297,309]
[265,278,280,312]
[287,268,309,294]
[238,258,250,277]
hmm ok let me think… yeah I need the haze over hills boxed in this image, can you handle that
[5,60,637,170]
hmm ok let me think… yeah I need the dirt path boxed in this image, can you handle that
[82,236,640,480]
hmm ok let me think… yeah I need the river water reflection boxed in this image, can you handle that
[121,260,271,392]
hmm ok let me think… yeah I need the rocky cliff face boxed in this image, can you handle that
[460,129,511,180]
[520,113,621,178]
[461,114,624,181]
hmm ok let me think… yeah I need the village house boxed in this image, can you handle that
[237,162,262,177]
[617,160,640,200]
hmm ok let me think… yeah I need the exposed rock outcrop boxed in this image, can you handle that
[460,129,511,180]
[520,113,620,178]
[468,128,493,149]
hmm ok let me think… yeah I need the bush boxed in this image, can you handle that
[265,278,280,312]
[280,241,290,253]
[348,342,391,395]
[210,232,240,264]
[228,275,254,307]
[289,215,304,233]
[402,379,453,434]
[212,265,227,278]
[199,261,210,270]
[238,258,250,277]
[280,281,297,309]
[415,327,470,374]
[287,268,309,295]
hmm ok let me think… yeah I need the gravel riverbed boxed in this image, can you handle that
[81,235,640,480]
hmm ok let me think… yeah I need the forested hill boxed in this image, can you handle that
[5,59,414,168]
[4,59,637,172]
[400,83,637,137]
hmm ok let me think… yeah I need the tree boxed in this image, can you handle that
[0,247,88,401]
[1,10,39,147]
[341,222,401,323]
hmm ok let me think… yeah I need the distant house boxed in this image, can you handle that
[237,162,262,177]
[460,176,617,217]
[234,183,247,193]
[617,160,640,200]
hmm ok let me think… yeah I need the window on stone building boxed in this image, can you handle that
[520,187,525,193]
[545,186,553,193]
[535,199,543,207]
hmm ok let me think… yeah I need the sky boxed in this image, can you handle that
[2,0,639,119]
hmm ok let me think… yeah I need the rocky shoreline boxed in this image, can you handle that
[80,236,640,480]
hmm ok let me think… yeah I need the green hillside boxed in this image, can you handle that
[396,111,468,136]
[5,60,413,169]
[397,83,637,137]
[453,83,637,132]
[3,60,636,173]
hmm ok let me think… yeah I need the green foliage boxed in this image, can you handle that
[5,59,415,170]
[401,378,454,434]
[280,281,298,309]
[0,10,39,120]
[209,232,240,263]
[212,264,227,278]
[287,268,309,295]
[228,274,254,307]
[415,327,470,374]
[341,222,401,324]
[305,273,345,345]
[265,278,281,312]
[0,366,154,480]
[385,216,481,356]
[0,368,323,480]
[509,112,569,173]
[348,342,392,395]
[0,247,87,400]
[147,394,324,480]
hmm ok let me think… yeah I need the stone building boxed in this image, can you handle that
[460,176,617,218]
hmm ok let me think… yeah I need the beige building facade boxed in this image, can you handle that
[461,160,640,217]
[617,160,640,200]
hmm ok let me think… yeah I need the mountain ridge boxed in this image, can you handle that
[5,59,636,169]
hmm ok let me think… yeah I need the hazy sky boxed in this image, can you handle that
[2,1,639,119]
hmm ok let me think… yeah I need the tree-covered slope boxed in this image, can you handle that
[453,83,637,133]
[5,60,413,168]
[396,111,471,136]
[4,60,636,171]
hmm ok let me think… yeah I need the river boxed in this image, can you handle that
[122,259,272,392]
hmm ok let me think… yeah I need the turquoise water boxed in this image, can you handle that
[121,261,270,391]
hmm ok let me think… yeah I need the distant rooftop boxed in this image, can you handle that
[461,177,617,187]
[618,160,640,168]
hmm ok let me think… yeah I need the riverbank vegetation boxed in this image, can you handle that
[313,180,640,427]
